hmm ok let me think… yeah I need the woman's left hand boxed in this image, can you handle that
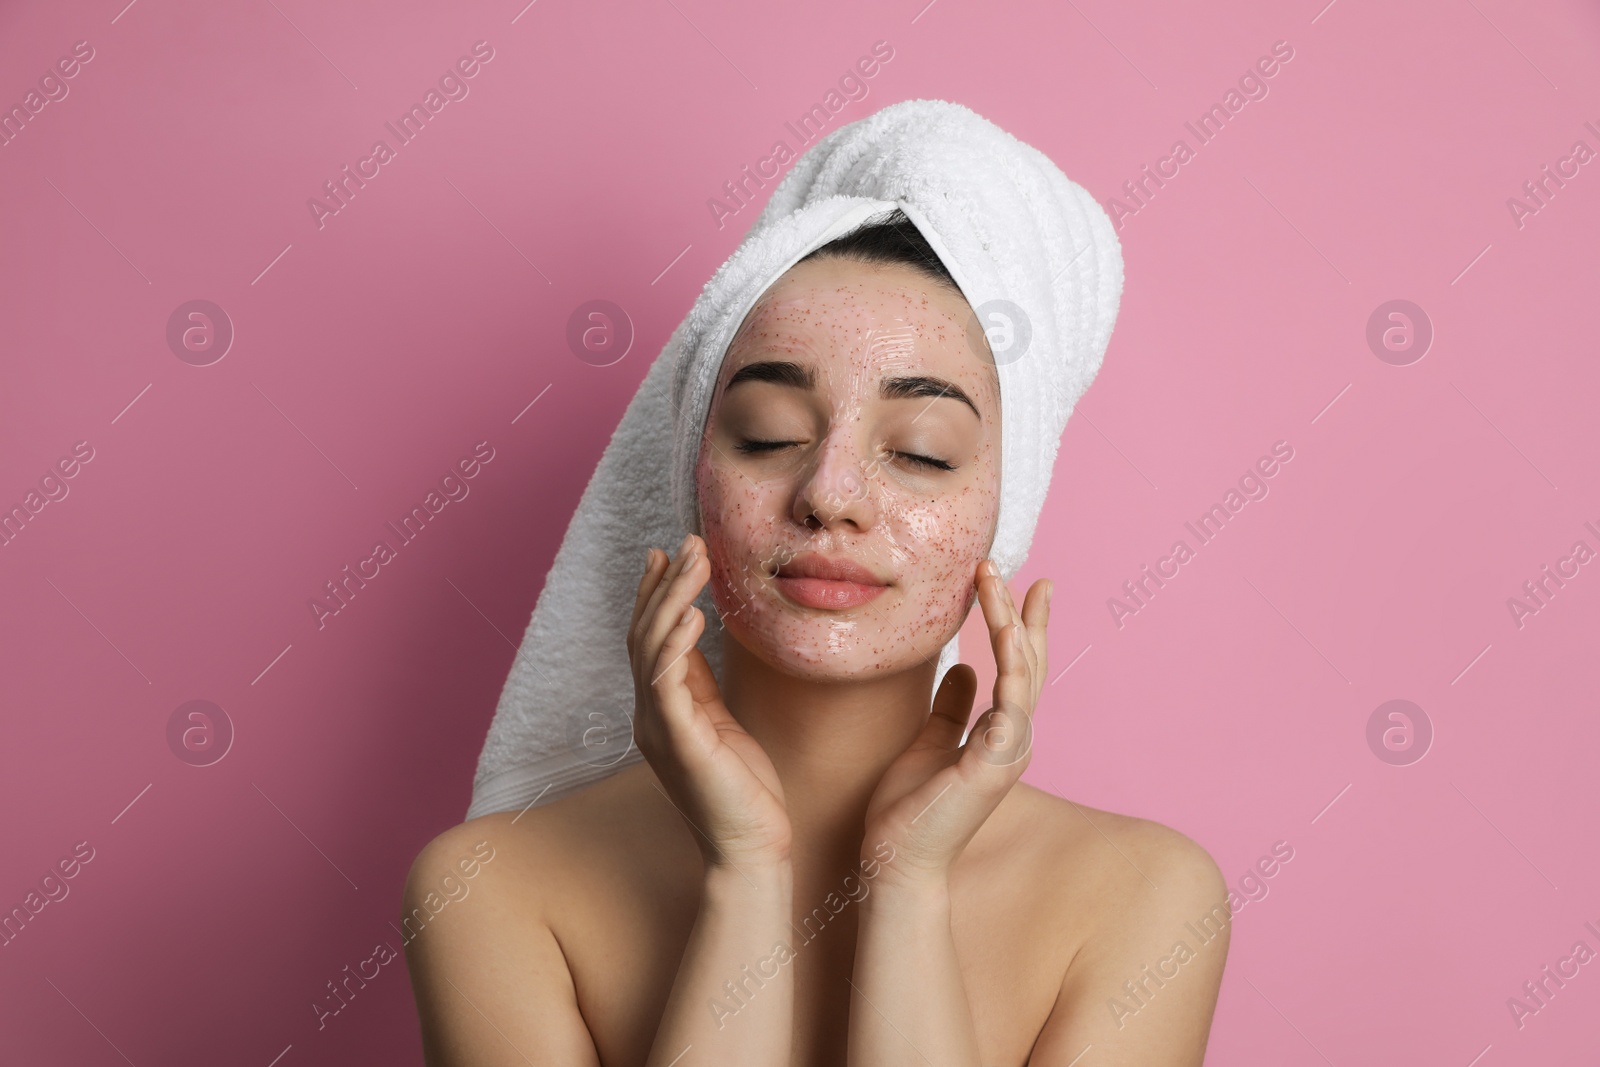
[861,558,1050,889]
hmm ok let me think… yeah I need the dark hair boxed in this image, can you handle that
[797,206,962,297]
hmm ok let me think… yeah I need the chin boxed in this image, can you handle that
[715,595,954,681]
[728,627,905,681]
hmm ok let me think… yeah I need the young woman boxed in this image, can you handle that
[404,213,1229,1066]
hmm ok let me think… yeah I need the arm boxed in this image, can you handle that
[402,825,602,1067]
[632,537,797,1065]
[849,869,980,1066]
[849,560,1046,1067]
[645,860,795,1066]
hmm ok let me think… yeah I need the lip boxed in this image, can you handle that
[773,553,891,611]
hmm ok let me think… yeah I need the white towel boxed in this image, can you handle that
[466,98,1123,819]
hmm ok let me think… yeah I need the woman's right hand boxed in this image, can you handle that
[629,533,792,872]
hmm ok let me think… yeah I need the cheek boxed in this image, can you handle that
[893,504,985,612]
[696,450,780,615]
[882,469,1000,628]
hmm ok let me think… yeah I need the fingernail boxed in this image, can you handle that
[1046,580,1054,605]
[645,548,654,571]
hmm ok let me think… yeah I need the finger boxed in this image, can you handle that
[975,567,1029,709]
[1019,578,1049,633]
[922,663,978,751]
[976,564,1037,685]
[997,571,1022,627]
[975,560,1009,645]
[649,602,699,689]
[640,534,695,632]
[630,547,669,652]
[991,619,1034,731]
[632,542,683,665]
[647,603,712,742]
[999,577,1037,675]
[1020,579,1051,691]
[680,643,736,728]
[641,536,709,669]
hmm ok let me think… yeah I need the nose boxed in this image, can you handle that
[792,425,878,532]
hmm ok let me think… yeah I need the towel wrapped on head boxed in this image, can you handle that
[466,97,1123,820]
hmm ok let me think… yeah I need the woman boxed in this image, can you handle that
[403,209,1229,1065]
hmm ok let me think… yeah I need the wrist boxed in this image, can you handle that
[702,856,793,900]
[862,868,952,919]
[859,841,949,898]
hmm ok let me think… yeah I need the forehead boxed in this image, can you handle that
[720,257,996,390]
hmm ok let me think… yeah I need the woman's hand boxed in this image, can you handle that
[630,533,792,872]
[861,558,1050,888]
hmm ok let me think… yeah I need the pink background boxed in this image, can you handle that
[3,0,1598,1062]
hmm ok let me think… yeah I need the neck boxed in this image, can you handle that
[717,629,938,868]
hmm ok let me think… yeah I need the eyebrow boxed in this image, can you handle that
[725,360,981,421]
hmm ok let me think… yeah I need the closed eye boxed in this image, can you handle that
[891,451,956,472]
[735,439,956,472]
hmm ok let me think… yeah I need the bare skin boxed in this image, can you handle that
[403,257,1230,1066]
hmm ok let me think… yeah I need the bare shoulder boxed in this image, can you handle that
[399,772,660,1067]
[1003,785,1230,1064]
[402,810,535,934]
[999,784,1226,911]
[403,762,676,915]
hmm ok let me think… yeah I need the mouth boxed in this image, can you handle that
[773,552,891,611]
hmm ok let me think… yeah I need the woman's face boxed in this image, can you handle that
[695,255,1002,679]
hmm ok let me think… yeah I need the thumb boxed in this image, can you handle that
[921,663,978,752]
[681,644,736,728]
